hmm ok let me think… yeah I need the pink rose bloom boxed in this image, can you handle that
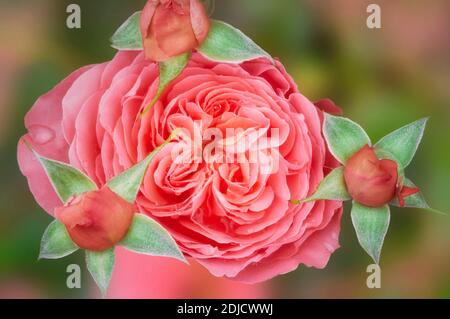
[18,51,342,283]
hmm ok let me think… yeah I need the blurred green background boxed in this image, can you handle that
[0,0,449,298]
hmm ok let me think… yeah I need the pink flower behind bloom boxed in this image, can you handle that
[18,51,343,284]
[107,247,270,299]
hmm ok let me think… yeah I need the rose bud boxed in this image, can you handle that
[344,145,398,207]
[140,0,210,61]
[55,187,135,251]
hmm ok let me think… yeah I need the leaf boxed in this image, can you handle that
[121,214,187,263]
[198,20,271,63]
[375,118,428,168]
[141,53,190,115]
[86,248,115,297]
[110,11,142,50]
[25,141,97,203]
[107,130,179,203]
[391,178,429,209]
[323,114,372,164]
[351,202,390,264]
[39,220,78,260]
[291,167,351,204]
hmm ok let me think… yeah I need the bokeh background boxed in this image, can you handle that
[1,0,449,298]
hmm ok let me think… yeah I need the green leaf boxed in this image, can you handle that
[391,178,429,209]
[323,114,372,164]
[291,167,351,204]
[110,11,142,51]
[351,202,390,264]
[198,20,271,63]
[25,142,97,203]
[107,131,178,203]
[86,248,115,297]
[375,118,428,168]
[39,220,78,260]
[142,53,190,115]
[121,214,187,263]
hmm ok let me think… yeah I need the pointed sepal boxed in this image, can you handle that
[121,214,187,264]
[110,11,142,51]
[375,118,428,168]
[39,220,79,260]
[323,114,372,164]
[108,130,179,203]
[351,202,390,264]
[198,20,271,63]
[24,141,97,203]
[142,53,190,115]
[291,167,351,204]
[86,248,115,297]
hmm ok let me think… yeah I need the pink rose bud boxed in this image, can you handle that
[140,0,210,61]
[55,187,135,251]
[344,145,398,207]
